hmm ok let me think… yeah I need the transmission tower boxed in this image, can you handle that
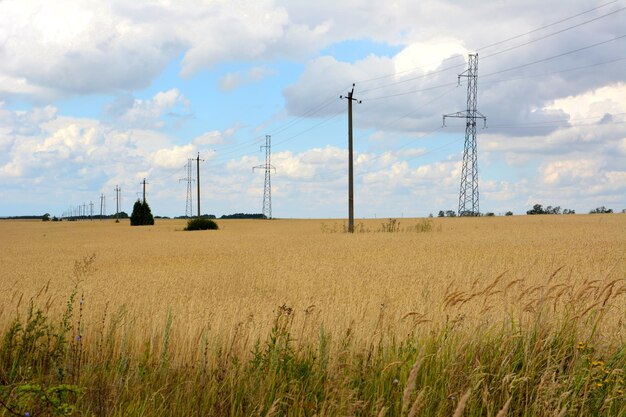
[179,159,195,218]
[253,135,276,219]
[443,54,486,217]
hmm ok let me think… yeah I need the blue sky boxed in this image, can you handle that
[1,0,625,218]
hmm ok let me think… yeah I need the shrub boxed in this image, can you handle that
[184,218,218,231]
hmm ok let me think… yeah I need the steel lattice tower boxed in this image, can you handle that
[443,54,486,216]
[179,158,194,218]
[253,135,276,219]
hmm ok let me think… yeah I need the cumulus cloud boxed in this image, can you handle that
[0,0,329,100]
[282,1,625,139]
[219,66,277,92]
[104,89,190,129]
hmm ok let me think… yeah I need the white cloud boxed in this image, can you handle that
[106,89,190,129]
[192,126,239,146]
[219,66,277,92]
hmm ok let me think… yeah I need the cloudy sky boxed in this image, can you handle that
[1,0,625,218]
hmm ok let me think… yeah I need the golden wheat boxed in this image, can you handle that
[0,215,624,362]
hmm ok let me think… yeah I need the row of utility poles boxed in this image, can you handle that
[58,54,479,227]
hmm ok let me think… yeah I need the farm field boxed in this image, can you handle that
[1,215,625,416]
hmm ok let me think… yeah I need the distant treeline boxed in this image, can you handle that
[0,215,44,220]
[220,213,267,219]
[172,214,266,219]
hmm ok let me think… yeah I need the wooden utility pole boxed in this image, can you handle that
[141,178,149,203]
[341,84,360,233]
[196,153,204,218]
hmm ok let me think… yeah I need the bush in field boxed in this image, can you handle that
[184,217,218,231]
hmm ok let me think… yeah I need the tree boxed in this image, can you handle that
[42,213,51,222]
[130,199,155,226]
[505,211,513,216]
[589,206,613,214]
[437,210,445,218]
[526,204,545,215]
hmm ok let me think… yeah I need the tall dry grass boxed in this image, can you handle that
[0,215,625,415]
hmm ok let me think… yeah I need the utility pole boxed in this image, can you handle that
[89,201,94,221]
[100,194,105,220]
[141,178,149,203]
[114,185,121,221]
[340,83,361,233]
[253,135,276,219]
[179,159,195,218]
[196,153,204,218]
[443,54,486,217]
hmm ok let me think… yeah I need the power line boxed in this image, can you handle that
[357,3,624,95]
[480,55,626,85]
[481,34,626,78]
[480,6,626,61]
[476,0,620,51]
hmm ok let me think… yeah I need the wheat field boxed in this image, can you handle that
[1,215,625,415]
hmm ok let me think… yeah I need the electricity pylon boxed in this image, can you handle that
[179,158,195,218]
[253,135,276,219]
[443,54,486,217]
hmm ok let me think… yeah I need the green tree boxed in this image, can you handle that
[130,200,154,226]
[589,206,613,214]
[526,204,545,215]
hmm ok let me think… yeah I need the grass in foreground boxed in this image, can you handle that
[1,263,625,416]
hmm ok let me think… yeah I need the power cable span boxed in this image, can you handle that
[481,34,626,78]
[356,2,624,95]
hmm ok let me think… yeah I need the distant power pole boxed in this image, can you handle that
[141,178,149,203]
[340,84,361,233]
[253,135,276,219]
[196,153,204,218]
[89,201,94,221]
[82,203,87,220]
[443,54,486,217]
[114,186,121,220]
[100,194,106,220]
[179,159,195,218]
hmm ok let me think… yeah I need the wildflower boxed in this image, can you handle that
[591,360,605,368]
[577,342,586,350]
[617,388,624,395]
[596,382,603,388]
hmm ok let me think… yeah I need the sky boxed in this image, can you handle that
[0,0,625,218]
